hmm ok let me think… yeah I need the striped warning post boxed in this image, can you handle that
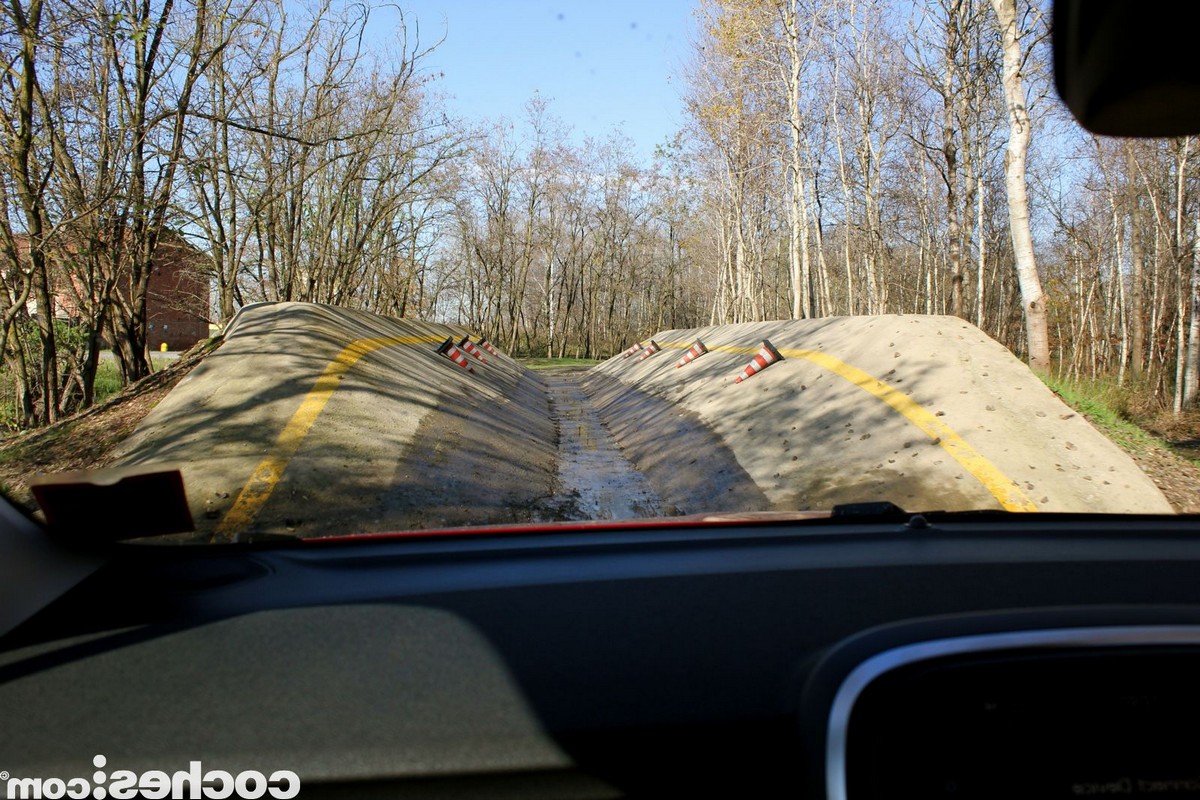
[733,340,782,383]
[675,340,708,368]
[479,338,499,356]
[437,337,475,373]
[459,336,487,363]
[635,340,661,362]
[621,341,645,359]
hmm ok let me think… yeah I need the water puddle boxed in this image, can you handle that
[541,371,663,521]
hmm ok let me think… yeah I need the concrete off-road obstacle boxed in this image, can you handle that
[459,336,487,363]
[437,337,475,373]
[621,341,645,359]
[734,340,783,384]
[636,341,661,362]
[589,316,1174,515]
[675,340,708,368]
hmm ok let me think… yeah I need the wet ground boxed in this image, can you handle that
[541,369,663,521]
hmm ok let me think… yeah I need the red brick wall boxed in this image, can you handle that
[146,240,210,350]
[12,234,212,350]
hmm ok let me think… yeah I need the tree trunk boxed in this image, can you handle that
[782,1,813,319]
[8,0,59,423]
[1124,145,1148,377]
[991,0,1050,371]
[1184,210,1200,408]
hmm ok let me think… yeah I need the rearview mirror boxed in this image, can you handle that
[1054,0,1200,136]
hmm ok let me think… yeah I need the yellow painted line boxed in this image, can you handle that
[657,340,1037,512]
[216,334,445,536]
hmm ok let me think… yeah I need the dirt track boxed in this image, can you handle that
[541,370,664,520]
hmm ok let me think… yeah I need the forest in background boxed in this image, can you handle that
[2,0,1198,434]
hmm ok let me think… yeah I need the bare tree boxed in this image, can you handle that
[0,0,60,424]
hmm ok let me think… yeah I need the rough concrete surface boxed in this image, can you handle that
[114,302,556,540]
[591,316,1172,515]
[115,306,1172,542]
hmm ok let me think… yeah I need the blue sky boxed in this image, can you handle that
[399,0,697,161]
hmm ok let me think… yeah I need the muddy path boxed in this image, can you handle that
[541,369,663,521]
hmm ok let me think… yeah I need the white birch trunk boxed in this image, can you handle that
[991,0,1050,371]
[1184,210,1200,408]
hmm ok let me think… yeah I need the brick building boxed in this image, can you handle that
[143,236,211,351]
[13,233,211,351]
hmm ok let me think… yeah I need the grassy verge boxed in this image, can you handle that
[1041,374,1166,456]
[0,358,174,429]
[519,357,602,370]
[93,361,124,405]
[1043,375,1200,466]
[95,358,173,399]
[1041,374,1200,513]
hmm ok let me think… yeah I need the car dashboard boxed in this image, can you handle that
[3,512,1200,799]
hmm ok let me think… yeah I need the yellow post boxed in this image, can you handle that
[160,342,169,352]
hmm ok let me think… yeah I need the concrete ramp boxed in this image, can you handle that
[589,316,1171,515]
[115,302,556,541]
[115,306,1170,542]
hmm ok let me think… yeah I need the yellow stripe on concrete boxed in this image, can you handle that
[658,340,1037,512]
[216,334,445,537]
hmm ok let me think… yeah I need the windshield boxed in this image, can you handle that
[1,0,1196,544]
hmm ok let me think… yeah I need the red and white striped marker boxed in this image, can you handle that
[621,341,645,359]
[479,338,499,356]
[437,337,475,373]
[675,340,708,368]
[636,340,661,361]
[733,340,782,383]
[459,336,486,363]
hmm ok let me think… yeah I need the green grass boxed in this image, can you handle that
[519,357,602,370]
[60,358,172,407]
[1042,374,1168,456]
[93,361,124,404]
[0,357,174,430]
